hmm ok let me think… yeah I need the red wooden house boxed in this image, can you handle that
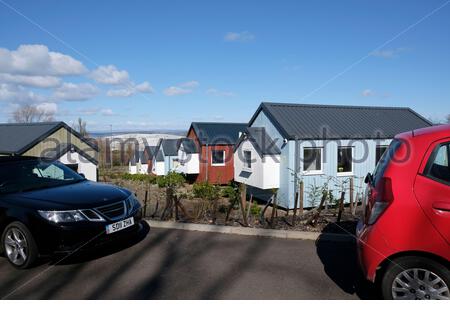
[187,122,247,184]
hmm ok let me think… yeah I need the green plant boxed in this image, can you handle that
[156,171,185,189]
[192,181,220,200]
[249,201,260,216]
[221,182,240,202]
[121,173,156,183]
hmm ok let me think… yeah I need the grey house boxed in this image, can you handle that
[0,122,99,181]
[234,102,433,209]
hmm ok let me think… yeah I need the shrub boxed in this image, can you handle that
[192,181,220,200]
[221,183,240,202]
[156,171,186,189]
[249,201,260,216]
[121,173,156,184]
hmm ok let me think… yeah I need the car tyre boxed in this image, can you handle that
[1,221,38,269]
[381,256,450,300]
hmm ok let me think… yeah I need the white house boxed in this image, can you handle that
[0,122,99,181]
[174,138,199,175]
[234,127,281,190]
[128,146,156,175]
[151,138,200,176]
[151,139,179,176]
[234,102,433,209]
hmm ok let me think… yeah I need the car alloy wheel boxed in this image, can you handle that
[4,227,28,266]
[392,268,450,300]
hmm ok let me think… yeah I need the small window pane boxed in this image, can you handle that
[212,150,225,165]
[427,144,450,184]
[244,151,252,169]
[303,148,322,172]
[376,145,388,165]
[338,147,353,173]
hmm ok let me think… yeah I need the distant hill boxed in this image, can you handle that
[91,129,186,138]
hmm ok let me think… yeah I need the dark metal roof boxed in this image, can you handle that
[236,127,281,156]
[189,122,247,145]
[0,121,99,154]
[160,139,180,156]
[143,146,156,160]
[248,102,433,140]
[180,138,198,154]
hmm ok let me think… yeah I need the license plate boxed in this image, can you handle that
[105,217,134,234]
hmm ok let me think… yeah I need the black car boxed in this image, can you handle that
[0,156,143,269]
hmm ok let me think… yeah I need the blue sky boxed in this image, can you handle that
[0,0,449,131]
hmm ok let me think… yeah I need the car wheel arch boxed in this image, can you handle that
[375,250,450,283]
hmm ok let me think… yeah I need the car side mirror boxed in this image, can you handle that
[364,173,373,184]
[79,173,86,179]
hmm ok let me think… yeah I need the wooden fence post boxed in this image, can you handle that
[349,177,354,214]
[270,191,278,227]
[299,181,304,216]
[241,183,247,211]
[143,190,148,217]
[337,191,345,223]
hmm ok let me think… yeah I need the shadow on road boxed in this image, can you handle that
[315,223,380,299]
[53,220,151,265]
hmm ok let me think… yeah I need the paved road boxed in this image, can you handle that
[0,222,378,299]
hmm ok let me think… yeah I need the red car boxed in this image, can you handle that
[357,124,450,300]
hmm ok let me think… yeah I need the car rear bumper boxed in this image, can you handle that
[356,220,381,283]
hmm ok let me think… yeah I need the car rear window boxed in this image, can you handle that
[372,139,403,186]
[424,143,450,185]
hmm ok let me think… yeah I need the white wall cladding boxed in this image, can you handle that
[234,139,280,189]
[59,151,97,181]
[152,161,165,176]
[139,164,148,174]
[292,138,392,208]
[129,164,137,174]
[175,148,200,174]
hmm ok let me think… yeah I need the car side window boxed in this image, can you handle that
[425,143,450,185]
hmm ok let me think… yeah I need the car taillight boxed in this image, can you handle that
[368,177,393,225]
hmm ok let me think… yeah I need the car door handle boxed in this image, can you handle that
[432,202,450,212]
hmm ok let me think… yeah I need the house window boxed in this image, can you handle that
[337,147,353,174]
[244,150,252,169]
[211,150,225,166]
[376,145,388,164]
[303,148,322,173]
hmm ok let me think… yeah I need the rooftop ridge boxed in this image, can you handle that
[261,102,411,110]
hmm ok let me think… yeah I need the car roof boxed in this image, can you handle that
[0,156,50,164]
[396,124,450,141]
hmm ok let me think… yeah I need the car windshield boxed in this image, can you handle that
[0,159,85,194]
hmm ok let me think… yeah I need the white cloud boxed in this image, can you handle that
[36,102,58,115]
[206,88,235,97]
[107,81,154,97]
[163,86,192,96]
[370,48,408,59]
[100,108,115,116]
[0,73,61,88]
[163,80,199,96]
[180,80,199,88]
[53,82,99,101]
[90,65,130,85]
[362,89,374,97]
[0,44,87,76]
[224,31,255,42]
[0,83,46,105]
